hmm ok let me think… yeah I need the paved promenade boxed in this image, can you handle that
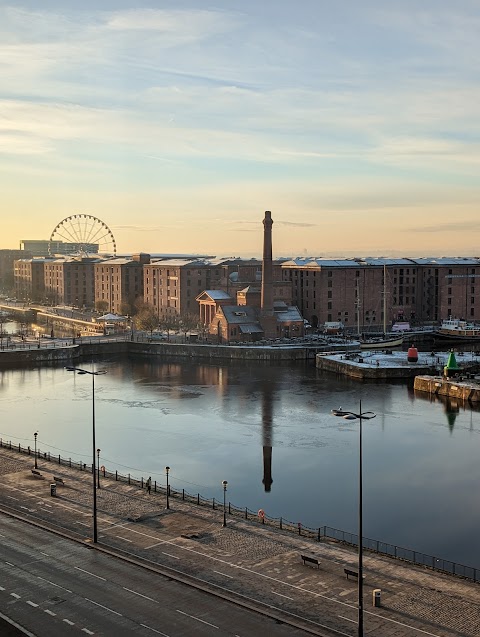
[0,447,479,636]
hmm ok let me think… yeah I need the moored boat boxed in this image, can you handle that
[360,334,404,350]
[434,318,480,341]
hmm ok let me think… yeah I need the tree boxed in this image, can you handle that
[159,313,181,341]
[96,300,109,313]
[134,306,159,335]
[180,312,201,341]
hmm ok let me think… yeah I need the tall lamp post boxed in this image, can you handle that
[165,466,170,509]
[331,402,376,637]
[66,366,106,544]
[222,480,228,527]
[34,431,38,469]
[97,448,101,489]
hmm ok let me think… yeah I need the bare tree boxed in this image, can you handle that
[95,300,109,313]
[134,306,159,336]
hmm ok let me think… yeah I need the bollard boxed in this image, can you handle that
[373,589,381,607]
[50,483,57,497]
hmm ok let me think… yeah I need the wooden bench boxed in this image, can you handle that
[344,568,365,580]
[31,469,43,478]
[53,476,65,486]
[301,554,320,569]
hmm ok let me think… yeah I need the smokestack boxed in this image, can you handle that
[261,211,273,314]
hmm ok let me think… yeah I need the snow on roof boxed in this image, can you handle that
[204,290,232,300]
[274,306,303,322]
[222,305,259,324]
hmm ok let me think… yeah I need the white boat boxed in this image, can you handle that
[435,318,480,340]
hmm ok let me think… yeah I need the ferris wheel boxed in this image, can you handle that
[49,214,116,256]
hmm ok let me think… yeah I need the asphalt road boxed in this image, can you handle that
[0,515,309,637]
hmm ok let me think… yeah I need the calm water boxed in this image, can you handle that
[1,354,479,569]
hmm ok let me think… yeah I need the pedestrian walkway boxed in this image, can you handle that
[0,447,479,637]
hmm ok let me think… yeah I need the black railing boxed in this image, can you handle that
[2,437,478,584]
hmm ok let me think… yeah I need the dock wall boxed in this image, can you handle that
[414,375,480,402]
[316,355,436,379]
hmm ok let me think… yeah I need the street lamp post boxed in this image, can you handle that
[222,480,228,527]
[34,431,38,469]
[165,466,170,509]
[97,448,101,489]
[66,366,106,544]
[331,401,376,637]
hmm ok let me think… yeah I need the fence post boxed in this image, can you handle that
[58,455,61,464]
[154,480,157,493]
[48,452,51,461]
[318,528,321,541]
[245,507,248,519]
[280,517,283,530]
[28,446,31,456]
[213,497,215,510]
[197,493,200,505]
[141,477,144,488]
[116,470,118,481]
[18,443,20,452]
[228,502,231,514]
[182,488,185,501]
[69,458,71,467]
[298,522,301,535]
[128,473,130,485]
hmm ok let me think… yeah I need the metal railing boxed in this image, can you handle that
[2,437,478,584]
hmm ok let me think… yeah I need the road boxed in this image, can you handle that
[0,515,310,637]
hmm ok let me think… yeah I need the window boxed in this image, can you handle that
[328,291,332,298]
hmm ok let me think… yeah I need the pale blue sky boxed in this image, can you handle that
[1,1,480,256]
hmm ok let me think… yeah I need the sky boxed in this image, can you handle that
[1,0,480,258]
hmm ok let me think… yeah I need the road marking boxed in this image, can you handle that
[81,629,94,635]
[140,623,170,636]
[44,609,56,616]
[63,618,75,625]
[272,591,294,600]
[10,593,21,599]
[6,496,18,501]
[213,570,233,578]
[5,562,15,567]
[115,535,133,542]
[40,552,49,557]
[123,587,158,603]
[162,552,179,559]
[76,522,90,527]
[37,576,72,593]
[85,598,122,616]
[111,524,160,541]
[74,567,106,581]
[0,586,5,590]
[176,610,218,629]
[339,615,356,623]
[26,601,38,607]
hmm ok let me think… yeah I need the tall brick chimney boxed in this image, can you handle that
[260,210,277,338]
[261,210,273,314]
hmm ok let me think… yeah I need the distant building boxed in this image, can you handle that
[20,240,99,257]
[94,253,150,314]
[1,249,31,292]
[14,257,54,302]
[44,256,102,307]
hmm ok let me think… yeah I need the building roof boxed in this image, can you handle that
[274,306,303,322]
[222,305,260,324]
[203,290,232,301]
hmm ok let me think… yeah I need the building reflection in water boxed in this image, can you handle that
[261,380,274,492]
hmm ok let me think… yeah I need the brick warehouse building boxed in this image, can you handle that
[281,256,480,331]
[94,253,150,315]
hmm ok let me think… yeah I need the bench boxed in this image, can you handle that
[31,469,43,478]
[344,568,365,580]
[53,476,65,486]
[301,554,320,569]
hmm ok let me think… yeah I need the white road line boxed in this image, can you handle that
[40,552,49,557]
[85,598,122,616]
[145,542,163,550]
[63,618,75,625]
[5,562,15,567]
[6,496,18,501]
[111,524,160,541]
[123,587,158,603]
[26,601,38,607]
[271,591,294,600]
[76,522,90,527]
[140,623,170,636]
[176,610,218,629]
[81,629,94,635]
[115,536,133,542]
[37,576,72,593]
[338,615,356,623]
[43,503,52,508]
[161,552,179,559]
[44,609,56,616]
[74,567,106,581]
[10,593,21,599]
[213,571,233,578]
[0,586,5,590]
